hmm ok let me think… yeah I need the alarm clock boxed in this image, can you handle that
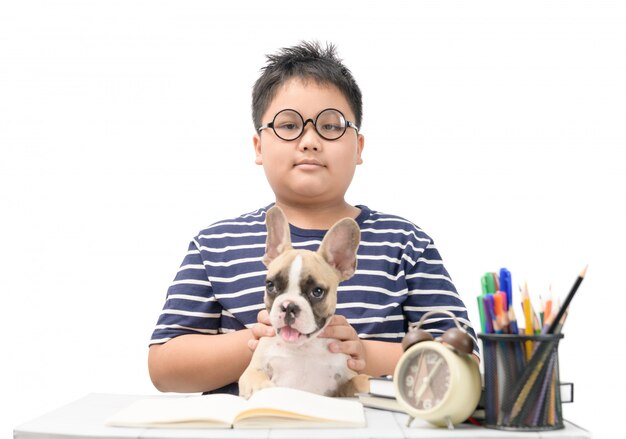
[393,310,481,428]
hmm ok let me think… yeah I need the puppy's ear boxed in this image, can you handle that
[263,206,292,267]
[319,218,360,281]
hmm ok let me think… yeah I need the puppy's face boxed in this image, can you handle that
[262,206,360,346]
[265,250,340,344]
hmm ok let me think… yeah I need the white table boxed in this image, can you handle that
[14,393,591,439]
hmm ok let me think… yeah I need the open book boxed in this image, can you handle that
[106,387,366,429]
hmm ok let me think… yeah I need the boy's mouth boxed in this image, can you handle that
[294,158,324,168]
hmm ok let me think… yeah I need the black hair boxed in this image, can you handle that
[252,41,363,131]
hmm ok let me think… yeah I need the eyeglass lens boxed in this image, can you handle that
[273,109,346,141]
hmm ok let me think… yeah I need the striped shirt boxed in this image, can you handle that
[151,204,479,382]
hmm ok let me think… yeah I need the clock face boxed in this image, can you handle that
[398,347,451,411]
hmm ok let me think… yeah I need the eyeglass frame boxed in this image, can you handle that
[257,108,360,141]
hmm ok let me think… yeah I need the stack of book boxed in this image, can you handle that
[357,376,405,413]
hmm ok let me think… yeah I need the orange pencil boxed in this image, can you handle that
[544,285,553,326]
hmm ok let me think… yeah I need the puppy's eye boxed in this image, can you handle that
[310,287,325,299]
[266,281,276,295]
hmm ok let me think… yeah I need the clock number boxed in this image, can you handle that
[426,353,438,364]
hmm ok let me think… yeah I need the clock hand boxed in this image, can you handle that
[415,358,443,400]
[410,352,426,397]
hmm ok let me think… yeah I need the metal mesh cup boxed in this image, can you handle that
[478,333,564,431]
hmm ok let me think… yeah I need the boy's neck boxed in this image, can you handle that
[273,200,361,230]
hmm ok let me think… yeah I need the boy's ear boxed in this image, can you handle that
[263,206,292,267]
[356,134,364,165]
[253,134,263,165]
[318,218,360,281]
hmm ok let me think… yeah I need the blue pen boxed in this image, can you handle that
[499,268,512,312]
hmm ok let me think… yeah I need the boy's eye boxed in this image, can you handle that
[321,123,342,132]
[278,123,299,131]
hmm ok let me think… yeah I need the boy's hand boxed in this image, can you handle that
[320,315,366,372]
[248,309,275,351]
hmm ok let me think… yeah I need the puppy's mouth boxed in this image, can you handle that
[278,325,321,343]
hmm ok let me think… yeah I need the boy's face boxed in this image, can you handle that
[253,78,364,208]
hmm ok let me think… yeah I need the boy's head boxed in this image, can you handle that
[252,41,363,132]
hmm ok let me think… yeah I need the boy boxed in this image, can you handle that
[148,41,478,395]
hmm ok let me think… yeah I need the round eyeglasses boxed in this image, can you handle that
[257,108,359,141]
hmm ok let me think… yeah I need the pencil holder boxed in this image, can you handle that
[478,333,564,431]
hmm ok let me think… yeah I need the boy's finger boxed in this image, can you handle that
[252,323,275,338]
[323,327,357,341]
[328,340,364,358]
[328,314,348,325]
[248,338,259,351]
[257,309,270,324]
[348,358,366,372]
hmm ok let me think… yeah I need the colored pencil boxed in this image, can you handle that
[521,283,534,360]
[547,265,588,334]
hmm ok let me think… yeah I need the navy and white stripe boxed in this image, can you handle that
[150,204,478,355]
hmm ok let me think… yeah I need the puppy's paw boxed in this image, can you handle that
[336,373,371,397]
[352,373,371,394]
[238,368,273,399]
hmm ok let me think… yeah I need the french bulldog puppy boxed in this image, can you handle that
[238,206,370,398]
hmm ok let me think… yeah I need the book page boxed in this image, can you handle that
[234,387,366,428]
[105,394,244,429]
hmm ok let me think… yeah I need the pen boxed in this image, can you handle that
[499,268,512,312]
[477,274,490,333]
[484,272,496,295]
[494,291,509,333]
[483,295,495,334]
[493,292,503,333]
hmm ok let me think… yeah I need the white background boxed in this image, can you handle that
[2,1,624,437]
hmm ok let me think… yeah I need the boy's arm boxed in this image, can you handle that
[360,339,403,376]
[148,331,253,393]
[150,311,277,393]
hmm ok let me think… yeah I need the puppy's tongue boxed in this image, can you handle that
[280,326,301,342]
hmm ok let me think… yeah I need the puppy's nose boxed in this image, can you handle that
[281,301,300,326]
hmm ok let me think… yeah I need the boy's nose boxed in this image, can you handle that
[298,124,323,152]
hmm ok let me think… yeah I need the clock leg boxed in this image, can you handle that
[445,416,454,430]
[406,416,415,427]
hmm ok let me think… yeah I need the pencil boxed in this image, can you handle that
[547,265,588,334]
[529,352,556,426]
[548,367,557,425]
[521,283,534,360]
[508,307,526,375]
[508,336,560,422]
[544,285,553,327]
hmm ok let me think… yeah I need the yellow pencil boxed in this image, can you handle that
[522,282,533,360]
[548,366,556,425]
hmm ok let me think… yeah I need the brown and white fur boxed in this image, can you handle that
[238,206,370,398]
